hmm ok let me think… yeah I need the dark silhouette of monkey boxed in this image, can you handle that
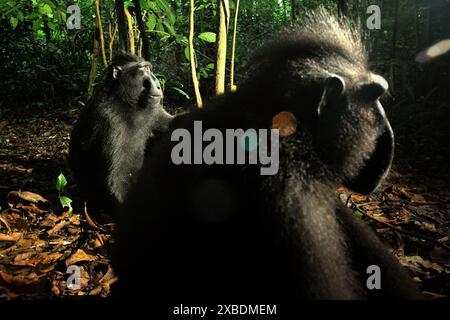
[69,53,173,214]
[113,9,422,300]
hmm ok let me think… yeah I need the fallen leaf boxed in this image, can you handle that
[411,194,427,204]
[13,252,38,266]
[414,221,438,233]
[47,220,71,236]
[0,214,11,232]
[40,252,64,266]
[7,191,48,205]
[0,232,22,242]
[387,193,403,202]
[351,194,367,202]
[66,249,97,266]
[15,203,48,215]
[398,187,413,199]
[0,271,41,286]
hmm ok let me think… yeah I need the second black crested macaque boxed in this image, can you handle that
[113,9,422,300]
[69,53,173,214]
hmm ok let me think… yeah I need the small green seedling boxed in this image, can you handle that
[56,172,73,217]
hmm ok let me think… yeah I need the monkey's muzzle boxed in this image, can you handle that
[343,123,395,195]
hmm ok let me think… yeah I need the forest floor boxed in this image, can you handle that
[0,102,449,299]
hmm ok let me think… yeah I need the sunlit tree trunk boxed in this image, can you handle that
[124,6,135,54]
[189,0,203,108]
[229,0,240,92]
[108,20,118,62]
[214,0,230,95]
[95,0,108,66]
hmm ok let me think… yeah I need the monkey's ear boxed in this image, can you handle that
[318,75,346,115]
[324,75,346,102]
[360,75,389,100]
[113,66,123,80]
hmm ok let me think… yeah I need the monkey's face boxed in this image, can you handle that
[314,74,394,194]
[112,60,163,106]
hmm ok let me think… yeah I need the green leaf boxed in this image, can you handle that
[146,13,157,31]
[184,47,190,61]
[156,21,164,32]
[162,21,176,36]
[59,195,72,209]
[10,16,18,29]
[17,11,24,22]
[38,3,52,15]
[175,35,187,45]
[47,21,55,31]
[171,87,190,99]
[156,0,175,24]
[147,1,159,12]
[200,68,208,78]
[353,209,364,219]
[198,32,216,43]
[56,172,67,193]
[206,63,214,70]
[42,0,56,9]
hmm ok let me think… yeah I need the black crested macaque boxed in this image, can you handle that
[69,53,173,213]
[113,9,422,299]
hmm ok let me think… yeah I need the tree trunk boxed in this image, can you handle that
[108,21,118,62]
[282,0,288,20]
[337,0,348,18]
[115,0,129,52]
[214,0,230,95]
[189,0,203,108]
[133,0,150,60]
[87,11,101,98]
[42,15,51,46]
[290,0,297,22]
[124,7,135,54]
[95,0,108,66]
[390,0,400,93]
[229,0,240,92]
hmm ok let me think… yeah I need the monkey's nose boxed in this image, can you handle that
[144,75,163,97]
[152,76,161,90]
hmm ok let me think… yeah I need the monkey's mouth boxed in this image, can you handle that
[143,79,162,98]
[343,125,395,195]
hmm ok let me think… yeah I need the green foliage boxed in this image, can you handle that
[56,172,67,193]
[56,173,73,216]
[4,0,439,110]
[59,196,73,211]
[198,32,216,43]
[353,209,364,219]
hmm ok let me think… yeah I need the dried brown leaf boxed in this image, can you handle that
[7,191,48,205]
[66,249,97,266]
[0,271,41,286]
[0,232,22,242]
[47,220,71,236]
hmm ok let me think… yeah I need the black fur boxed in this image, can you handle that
[69,53,173,213]
[113,10,421,299]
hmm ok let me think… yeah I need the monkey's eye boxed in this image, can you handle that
[142,66,151,73]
